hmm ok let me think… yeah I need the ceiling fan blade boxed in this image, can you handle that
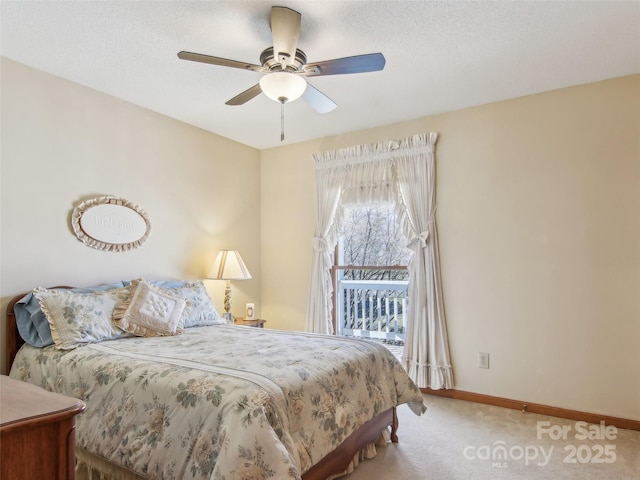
[225,84,263,106]
[270,6,301,68]
[303,83,337,114]
[178,51,263,72]
[304,53,386,76]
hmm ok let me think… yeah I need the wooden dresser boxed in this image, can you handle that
[1,375,86,480]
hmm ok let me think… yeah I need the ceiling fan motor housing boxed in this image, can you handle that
[260,47,311,73]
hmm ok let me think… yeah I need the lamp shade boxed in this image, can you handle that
[208,250,252,280]
[259,72,307,103]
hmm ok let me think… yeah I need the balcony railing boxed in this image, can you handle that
[335,275,408,343]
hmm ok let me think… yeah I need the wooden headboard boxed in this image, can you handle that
[5,292,27,374]
[5,287,72,375]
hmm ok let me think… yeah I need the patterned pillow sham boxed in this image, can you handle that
[168,280,225,327]
[34,286,132,350]
[15,282,127,347]
[114,279,188,337]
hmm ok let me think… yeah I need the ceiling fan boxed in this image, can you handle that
[177,6,386,116]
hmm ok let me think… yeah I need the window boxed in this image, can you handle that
[308,133,452,388]
[333,203,410,343]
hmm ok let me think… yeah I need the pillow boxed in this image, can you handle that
[114,279,188,337]
[122,279,190,288]
[168,280,225,327]
[34,286,132,350]
[15,282,126,347]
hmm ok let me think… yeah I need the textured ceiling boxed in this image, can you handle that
[2,1,639,150]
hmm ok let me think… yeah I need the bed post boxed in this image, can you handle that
[5,294,24,375]
[391,406,399,442]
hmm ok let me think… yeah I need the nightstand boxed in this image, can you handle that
[234,317,267,328]
[1,375,86,480]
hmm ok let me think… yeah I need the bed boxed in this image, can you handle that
[5,280,426,480]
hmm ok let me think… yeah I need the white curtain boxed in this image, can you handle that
[305,164,343,333]
[306,142,396,333]
[395,133,453,389]
[306,133,453,389]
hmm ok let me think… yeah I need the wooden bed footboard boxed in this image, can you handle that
[302,406,398,480]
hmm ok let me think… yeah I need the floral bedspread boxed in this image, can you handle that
[10,326,425,480]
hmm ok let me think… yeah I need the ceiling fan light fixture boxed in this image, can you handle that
[259,72,307,103]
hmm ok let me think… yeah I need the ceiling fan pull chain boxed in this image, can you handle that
[280,100,285,142]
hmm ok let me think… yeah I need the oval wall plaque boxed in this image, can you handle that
[71,196,151,251]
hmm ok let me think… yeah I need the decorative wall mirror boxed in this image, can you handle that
[71,196,151,251]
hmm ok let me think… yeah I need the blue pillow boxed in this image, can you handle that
[122,279,190,288]
[15,282,126,347]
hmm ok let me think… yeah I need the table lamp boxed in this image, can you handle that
[208,250,252,322]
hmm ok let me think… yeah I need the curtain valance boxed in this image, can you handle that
[313,138,435,170]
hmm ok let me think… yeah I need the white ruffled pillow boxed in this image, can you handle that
[114,279,188,337]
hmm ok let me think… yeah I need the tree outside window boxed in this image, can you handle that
[334,203,410,343]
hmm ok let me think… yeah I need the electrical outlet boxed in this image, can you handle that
[478,352,490,369]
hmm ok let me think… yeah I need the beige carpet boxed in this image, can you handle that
[344,394,640,479]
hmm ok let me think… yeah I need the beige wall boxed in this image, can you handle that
[260,75,640,420]
[0,58,262,373]
[2,56,638,421]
